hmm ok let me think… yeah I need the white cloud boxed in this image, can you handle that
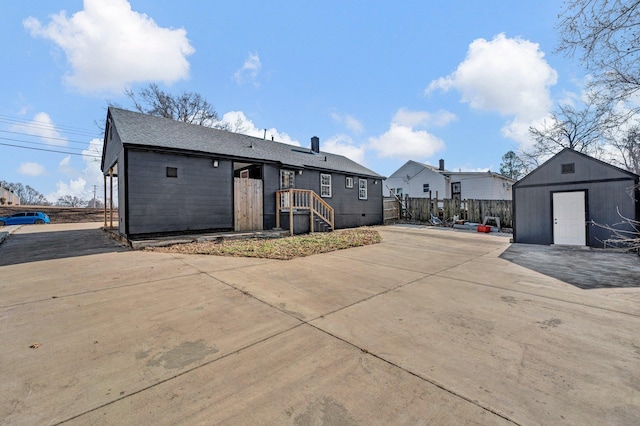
[58,155,75,175]
[48,177,88,202]
[393,108,457,128]
[322,134,366,164]
[24,0,194,93]
[368,108,447,159]
[426,33,557,121]
[331,112,364,134]
[221,111,300,146]
[500,114,553,149]
[47,138,105,202]
[17,162,46,177]
[234,52,261,86]
[9,112,68,146]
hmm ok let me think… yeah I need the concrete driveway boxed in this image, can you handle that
[1,223,638,425]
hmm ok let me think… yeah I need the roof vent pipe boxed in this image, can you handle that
[439,159,445,171]
[311,136,320,153]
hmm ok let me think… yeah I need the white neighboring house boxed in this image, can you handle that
[0,186,21,205]
[384,160,515,200]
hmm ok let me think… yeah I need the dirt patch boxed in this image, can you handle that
[0,206,117,224]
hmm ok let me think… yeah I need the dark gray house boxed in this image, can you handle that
[513,148,639,248]
[101,107,384,238]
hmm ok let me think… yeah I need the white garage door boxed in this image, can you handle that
[553,191,586,246]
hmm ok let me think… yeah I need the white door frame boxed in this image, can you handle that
[552,190,587,246]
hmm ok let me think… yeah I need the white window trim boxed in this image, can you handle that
[320,173,332,197]
[280,169,295,189]
[359,178,368,200]
[346,176,354,188]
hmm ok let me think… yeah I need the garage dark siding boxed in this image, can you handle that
[126,150,233,236]
[513,149,639,248]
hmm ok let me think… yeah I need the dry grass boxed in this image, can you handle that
[147,228,382,260]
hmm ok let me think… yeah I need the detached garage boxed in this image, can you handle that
[513,148,639,248]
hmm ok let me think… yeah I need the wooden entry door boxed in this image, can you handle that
[234,177,263,231]
[553,191,586,246]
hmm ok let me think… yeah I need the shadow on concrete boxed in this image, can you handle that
[500,244,640,289]
[0,228,128,266]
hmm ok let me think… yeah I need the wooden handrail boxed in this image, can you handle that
[276,189,334,236]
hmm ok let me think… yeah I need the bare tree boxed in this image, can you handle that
[56,195,87,207]
[610,126,640,174]
[86,198,104,208]
[557,0,640,108]
[125,83,230,130]
[526,102,609,163]
[228,114,248,133]
[593,192,640,253]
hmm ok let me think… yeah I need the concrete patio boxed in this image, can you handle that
[0,223,638,425]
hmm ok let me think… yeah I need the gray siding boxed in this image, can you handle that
[262,164,280,230]
[276,170,383,231]
[126,150,233,236]
[298,170,383,228]
[517,149,632,186]
[102,118,122,170]
[330,175,383,228]
[513,187,551,245]
[117,149,127,233]
[514,149,639,248]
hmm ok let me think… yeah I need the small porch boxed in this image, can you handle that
[276,189,334,236]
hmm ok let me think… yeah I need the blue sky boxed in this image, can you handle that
[0,0,584,202]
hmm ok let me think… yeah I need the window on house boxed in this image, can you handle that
[280,170,295,189]
[346,176,354,188]
[321,173,332,197]
[561,163,575,174]
[395,188,403,196]
[359,178,368,200]
[451,182,461,201]
[166,167,178,178]
[423,183,430,193]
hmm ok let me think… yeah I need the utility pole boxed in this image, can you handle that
[92,185,98,208]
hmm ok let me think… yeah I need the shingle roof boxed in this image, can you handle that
[108,107,383,178]
[388,159,515,182]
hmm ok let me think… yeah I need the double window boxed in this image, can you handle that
[359,179,368,200]
[320,173,332,197]
[280,170,295,189]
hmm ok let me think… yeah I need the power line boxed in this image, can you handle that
[0,141,101,158]
[0,113,99,137]
[0,136,97,153]
[0,129,100,146]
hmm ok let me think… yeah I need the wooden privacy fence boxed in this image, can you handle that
[383,197,401,223]
[385,196,513,228]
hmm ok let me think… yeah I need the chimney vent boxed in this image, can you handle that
[439,159,445,171]
[311,136,320,153]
